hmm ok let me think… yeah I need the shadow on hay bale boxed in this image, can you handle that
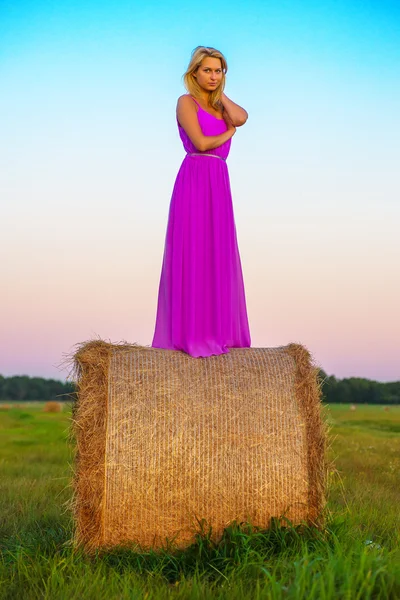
[64,339,327,553]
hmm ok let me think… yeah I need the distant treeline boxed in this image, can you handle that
[321,373,399,405]
[0,369,399,404]
[0,375,76,403]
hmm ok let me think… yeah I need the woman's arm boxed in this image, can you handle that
[176,95,236,151]
[220,93,248,127]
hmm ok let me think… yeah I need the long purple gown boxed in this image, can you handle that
[151,94,251,358]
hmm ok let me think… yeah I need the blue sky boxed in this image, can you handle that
[1,0,399,382]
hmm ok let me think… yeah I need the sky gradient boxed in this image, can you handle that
[1,0,399,382]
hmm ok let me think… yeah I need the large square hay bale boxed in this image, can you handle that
[67,340,326,552]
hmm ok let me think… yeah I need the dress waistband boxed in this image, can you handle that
[186,152,226,161]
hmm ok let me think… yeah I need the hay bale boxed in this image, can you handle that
[66,339,326,552]
[43,401,63,412]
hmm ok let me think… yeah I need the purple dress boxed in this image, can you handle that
[151,94,251,358]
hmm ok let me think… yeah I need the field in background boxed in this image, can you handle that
[0,403,399,599]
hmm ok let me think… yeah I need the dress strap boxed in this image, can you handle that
[189,95,201,109]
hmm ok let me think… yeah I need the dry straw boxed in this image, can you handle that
[43,401,64,413]
[64,339,326,553]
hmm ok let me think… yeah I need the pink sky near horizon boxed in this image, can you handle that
[1,215,399,383]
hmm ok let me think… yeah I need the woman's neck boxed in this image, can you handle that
[196,91,212,105]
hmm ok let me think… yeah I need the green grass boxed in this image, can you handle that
[0,402,399,599]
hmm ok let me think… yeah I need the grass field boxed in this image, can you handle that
[0,402,399,599]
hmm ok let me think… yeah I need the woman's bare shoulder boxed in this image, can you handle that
[176,94,198,117]
[177,94,193,106]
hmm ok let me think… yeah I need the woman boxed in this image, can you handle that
[151,46,251,358]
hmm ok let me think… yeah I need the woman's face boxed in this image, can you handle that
[194,57,223,92]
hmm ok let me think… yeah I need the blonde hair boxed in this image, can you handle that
[182,46,228,111]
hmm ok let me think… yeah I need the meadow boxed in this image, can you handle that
[0,402,399,599]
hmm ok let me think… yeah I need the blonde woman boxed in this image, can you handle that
[151,46,251,357]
